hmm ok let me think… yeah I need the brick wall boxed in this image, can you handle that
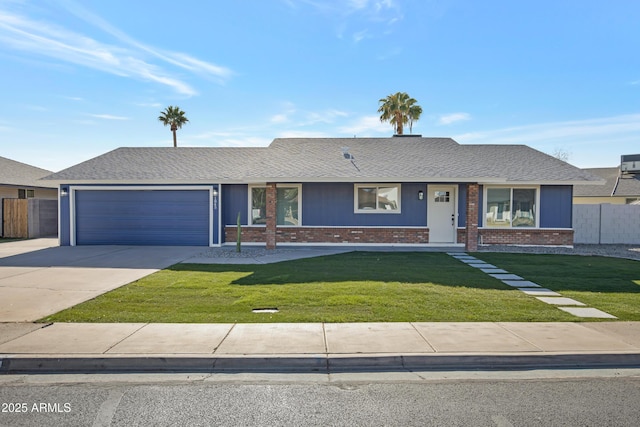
[465,184,479,251]
[225,226,267,243]
[478,228,574,246]
[228,226,575,246]
[226,226,430,244]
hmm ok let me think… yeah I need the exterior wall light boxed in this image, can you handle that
[60,188,68,197]
[418,190,424,200]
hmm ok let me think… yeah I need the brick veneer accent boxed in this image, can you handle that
[226,226,429,244]
[230,226,572,246]
[265,183,277,249]
[465,183,479,251]
[478,228,574,246]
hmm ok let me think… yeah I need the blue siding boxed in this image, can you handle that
[303,183,426,226]
[457,184,467,227]
[222,184,248,226]
[75,190,210,245]
[540,185,573,228]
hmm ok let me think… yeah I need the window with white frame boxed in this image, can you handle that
[276,186,300,225]
[249,186,267,225]
[354,184,401,213]
[249,184,301,226]
[485,187,537,227]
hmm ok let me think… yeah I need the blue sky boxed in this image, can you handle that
[1,0,639,172]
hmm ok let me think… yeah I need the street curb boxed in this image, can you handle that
[2,353,640,374]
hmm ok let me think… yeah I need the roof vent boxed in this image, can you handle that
[393,134,422,137]
[341,146,354,160]
[621,154,640,173]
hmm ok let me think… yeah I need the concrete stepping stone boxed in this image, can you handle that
[535,297,586,306]
[520,288,561,296]
[489,273,523,281]
[468,263,497,269]
[502,280,541,288]
[558,307,617,319]
[447,252,468,256]
[480,268,508,274]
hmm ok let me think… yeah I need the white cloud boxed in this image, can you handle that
[439,112,471,125]
[87,114,130,120]
[456,114,640,145]
[454,113,640,168]
[270,113,290,124]
[277,130,330,138]
[0,4,232,96]
[135,102,163,108]
[304,109,348,124]
[339,114,390,135]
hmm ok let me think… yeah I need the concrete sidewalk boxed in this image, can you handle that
[1,321,639,374]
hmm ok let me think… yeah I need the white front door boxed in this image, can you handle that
[427,185,456,243]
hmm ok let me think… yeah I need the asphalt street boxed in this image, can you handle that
[1,372,640,426]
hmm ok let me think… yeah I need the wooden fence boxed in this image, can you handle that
[2,199,28,238]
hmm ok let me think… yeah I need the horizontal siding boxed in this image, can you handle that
[75,190,209,245]
[302,182,426,226]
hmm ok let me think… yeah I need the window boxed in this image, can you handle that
[250,186,267,225]
[485,187,537,227]
[18,189,35,199]
[355,184,401,213]
[249,184,301,226]
[276,187,299,225]
[434,191,450,203]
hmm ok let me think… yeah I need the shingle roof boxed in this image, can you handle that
[0,156,56,188]
[573,167,640,197]
[43,137,603,185]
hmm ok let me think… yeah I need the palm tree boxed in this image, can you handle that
[378,92,422,135]
[408,103,423,134]
[158,106,189,147]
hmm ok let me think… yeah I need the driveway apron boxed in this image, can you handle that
[0,239,203,322]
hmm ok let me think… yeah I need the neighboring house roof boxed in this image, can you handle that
[0,156,56,188]
[573,167,640,197]
[43,137,603,185]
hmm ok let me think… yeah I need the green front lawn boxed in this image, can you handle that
[41,252,640,323]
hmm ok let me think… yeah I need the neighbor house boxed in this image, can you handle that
[0,156,58,201]
[43,136,602,251]
[573,158,640,205]
[0,156,58,238]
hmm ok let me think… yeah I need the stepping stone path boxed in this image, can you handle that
[447,252,617,319]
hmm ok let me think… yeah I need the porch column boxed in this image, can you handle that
[465,183,479,252]
[265,183,277,249]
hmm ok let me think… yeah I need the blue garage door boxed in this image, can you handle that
[75,190,210,245]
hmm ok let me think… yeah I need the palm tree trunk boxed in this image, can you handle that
[395,112,404,135]
[171,125,178,147]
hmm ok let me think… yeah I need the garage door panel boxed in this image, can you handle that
[75,190,210,246]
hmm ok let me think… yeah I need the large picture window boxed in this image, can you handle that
[354,184,401,213]
[276,186,299,225]
[485,187,537,227]
[250,186,267,225]
[249,184,301,226]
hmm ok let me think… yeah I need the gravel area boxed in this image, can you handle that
[193,246,299,259]
[478,244,640,261]
[193,244,640,261]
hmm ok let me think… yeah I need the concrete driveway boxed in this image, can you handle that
[0,239,204,322]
